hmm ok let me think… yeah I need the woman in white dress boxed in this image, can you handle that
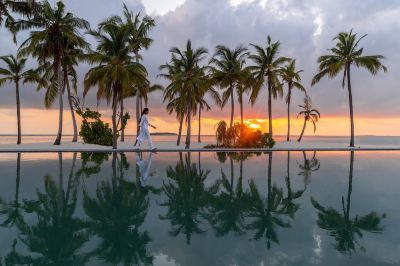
[134,108,157,150]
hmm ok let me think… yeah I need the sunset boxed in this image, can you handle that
[0,0,399,265]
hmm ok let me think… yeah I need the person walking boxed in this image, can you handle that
[134,108,157,150]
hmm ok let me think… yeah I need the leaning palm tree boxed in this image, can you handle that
[280,59,306,141]
[84,21,147,149]
[297,96,320,142]
[248,36,290,138]
[209,45,249,128]
[311,30,387,147]
[16,1,90,145]
[160,40,208,149]
[311,151,385,255]
[0,55,42,144]
[297,151,320,185]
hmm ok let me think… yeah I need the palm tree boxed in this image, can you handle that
[248,36,290,138]
[16,1,89,145]
[297,151,320,185]
[280,59,306,141]
[160,153,219,244]
[0,55,42,144]
[0,0,40,33]
[311,30,387,147]
[209,45,249,128]
[160,40,208,149]
[84,21,147,149]
[297,96,320,142]
[311,151,385,254]
[83,153,153,265]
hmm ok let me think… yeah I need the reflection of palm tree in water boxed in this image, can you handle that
[311,151,386,255]
[83,152,153,265]
[160,152,219,244]
[4,152,90,265]
[297,151,320,185]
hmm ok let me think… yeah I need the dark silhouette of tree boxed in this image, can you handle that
[297,151,320,185]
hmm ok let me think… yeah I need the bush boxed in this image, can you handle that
[77,108,113,146]
[210,121,275,148]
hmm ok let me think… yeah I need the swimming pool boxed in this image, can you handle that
[0,151,398,265]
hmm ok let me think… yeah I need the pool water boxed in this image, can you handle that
[0,151,398,265]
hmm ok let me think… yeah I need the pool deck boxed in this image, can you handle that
[1,141,400,152]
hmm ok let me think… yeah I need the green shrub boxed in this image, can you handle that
[77,108,113,146]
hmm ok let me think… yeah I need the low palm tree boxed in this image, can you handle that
[248,36,290,138]
[17,1,90,145]
[297,151,320,185]
[209,45,249,128]
[280,59,306,141]
[311,30,387,147]
[84,21,147,149]
[0,55,42,144]
[297,96,320,142]
[311,151,385,254]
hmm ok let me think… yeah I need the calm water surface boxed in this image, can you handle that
[0,151,399,265]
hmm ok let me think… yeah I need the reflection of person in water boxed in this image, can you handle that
[136,152,154,188]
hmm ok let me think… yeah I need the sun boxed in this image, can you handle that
[248,123,261,129]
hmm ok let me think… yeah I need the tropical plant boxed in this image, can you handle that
[16,1,90,145]
[311,151,385,254]
[160,153,219,244]
[311,30,387,147]
[84,20,147,149]
[248,36,290,138]
[0,55,42,144]
[160,40,208,148]
[0,0,40,33]
[297,96,320,142]
[209,45,249,127]
[83,153,153,265]
[280,59,306,141]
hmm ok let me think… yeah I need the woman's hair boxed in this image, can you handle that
[141,108,149,116]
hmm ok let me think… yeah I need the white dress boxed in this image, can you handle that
[136,152,153,187]
[135,114,154,148]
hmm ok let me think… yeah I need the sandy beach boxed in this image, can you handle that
[1,139,400,152]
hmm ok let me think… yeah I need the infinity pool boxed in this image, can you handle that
[0,151,398,265]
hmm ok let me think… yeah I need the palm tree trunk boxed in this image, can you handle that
[177,113,184,146]
[64,152,77,211]
[58,152,64,212]
[298,119,307,142]
[185,98,192,149]
[65,71,78,143]
[346,150,354,220]
[198,106,201,143]
[198,152,201,172]
[135,54,141,137]
[268,79,273,138]
[112,90,118,149]
[347,64,355,147]
[15,153,21,206]
[230,156,234,193]
[54,67,64,145]
[15,80,21,144]
[120,98,125,142]
[287,86,292,142]
[267,152,272,203]
[239,93,244,125]
[230,85,234,128]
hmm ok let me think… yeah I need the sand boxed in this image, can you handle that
[1,139,400,152]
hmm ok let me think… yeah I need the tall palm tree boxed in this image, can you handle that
[311,30,387,147]
[248,36,290,138]
[0,0,40,33]
[297,96,320,142]
[0,55,42,144]
[311,151,385,254]
[84,21,147,149]
[280,59,306,141]
[16,1,89,145]
[209,45,249,128]
[160,40,208,149]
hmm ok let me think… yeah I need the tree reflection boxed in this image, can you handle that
[244,153,293,249]
[160,152,219,244]
[6,152,89,265]
[83,152,153,265]
[311,151,385,255]
[297,151,320,185]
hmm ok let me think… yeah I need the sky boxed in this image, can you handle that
[0,0,400,136]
